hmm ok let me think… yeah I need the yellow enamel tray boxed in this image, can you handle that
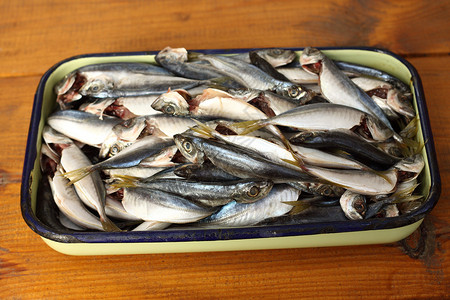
[21,47,441,255]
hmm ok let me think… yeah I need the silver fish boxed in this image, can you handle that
[231,48,297,67]
[60,142,120,231]
[63,135,175,184]
[300,47,396,138]
[174,134,316,182]
[156,47,224,80]
[339,190,367,220]
[198,184,301,227]
[116,177,274,205]
[121,187,217,223]
[305,165,398,196]
[238,103,393,141]
[48,169,104,231]
[47,110,122,147]
[152,88,269,120]
[55,62,206,106]
[199,54,311,101]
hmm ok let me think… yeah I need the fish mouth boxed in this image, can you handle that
[300,61,322,75]
[55,72,86,107]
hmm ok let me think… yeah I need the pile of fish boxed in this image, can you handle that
[38,46,425,232]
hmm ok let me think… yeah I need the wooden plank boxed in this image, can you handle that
[0,0,448,77]
[0,55,449,298]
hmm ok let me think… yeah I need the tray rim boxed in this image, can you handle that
[21,46,441,245]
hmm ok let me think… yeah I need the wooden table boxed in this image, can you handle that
[1,1,449,298]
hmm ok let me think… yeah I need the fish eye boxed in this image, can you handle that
[353,200,366,214]
[109,144,121,156]
[89,81,104,93]
[288,87,300,98]
[270,49,283,55]
[247,186,260,197]
[182,141,193,153]
[163,104,176,115]
[321,188,332,196]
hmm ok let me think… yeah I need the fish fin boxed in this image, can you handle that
[109,175,139,189]
[231,119,265,135]
[393,194,424,204]
[207,76,241,91]
[190,119,217,139]
[282,201,311,215]
[61,165,95,185]
[187,51,204,61]
[100,216,122,232]
[280,156,310,174]
[400,116,420,139]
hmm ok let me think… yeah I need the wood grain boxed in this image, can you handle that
[0,0,449,299]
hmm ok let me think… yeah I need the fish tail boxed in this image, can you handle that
[283,200,311,215]
[100,215,122,232]
[393,194,424,204]
[400,116,420,139]
[109,175,139,189]
[231,119,265,135]
[61,165,96,185]
[190,119,217,139]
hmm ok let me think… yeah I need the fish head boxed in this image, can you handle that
[300,47,324,75]
[394,153,425,174]
[234,180,274,203]
[173,134,205,163]
[156,46,188,64]
[340,190,367,220]
[365,116,394,141]
[386,89,415,118]
[55,71,85,108]
[260,49,296,67]
[78,75,114,98]
[277,83,311,102]
[315,184,345,197]
[151,89,191,116]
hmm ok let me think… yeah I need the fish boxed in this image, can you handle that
[47,110,122,147]
[55,62,207,106]
[155,47,225,80]
[48,169,104,231]
[339,190,367,220]
[230,48,297,67]
[197,184,301,227]
[100,114,196,158]
[229,89,299,116]
[63,135,176,184]
[289,129,401,170]
[152,88,270,120]
[334,60,411,95]
[192,119,367,171]
[198,54,312,102]
[173,163,240,182]
[174,134,316,182]
[113,177,274,205]
[304,165,398,196]
[59,141,120,232]
[249,51,293,82]
[236,103,393,142]
[300,47,397,139]
[55,62,174,105]
[121,187,217,223]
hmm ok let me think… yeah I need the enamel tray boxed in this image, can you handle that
[21,47,441,255]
